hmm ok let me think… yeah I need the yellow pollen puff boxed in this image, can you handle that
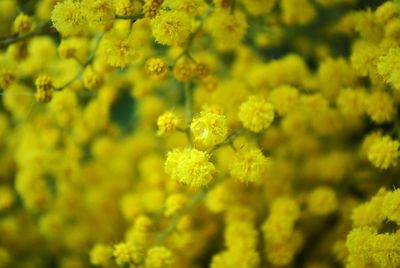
[377,47,400,90]
[100,31,139,68]
[268,85,299,116]
[151,10,192,46]
[307,187,338,216]
[190,110,228,148]
[89,244,113,266]
[51,0,86,37]
[157,111,180,135]
[83,68,103,90]
[173,57,195,82]
[146,57,169,79]
[165,148,215,187]
[145,246,174,268]
[238,95,275,133]
[364,91,394,124]
[382,189,400,225]
[35,74,53,103]
[230,146,268,184]
[368,135,400,170]
[206,10,248,50]
[144,0,165,18]
[113,242,144,265]
[14,13,33,34]
[82,0,116,31]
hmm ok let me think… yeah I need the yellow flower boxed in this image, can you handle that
[230,146,268,183]
[238,95,275,133]
[145,246,174,268]
[51,0,86,37]
[151,10,192,46]
[100,31,139,68]
[368,136,399,169]
[165,148,215,187]
[90,244,112,266]
[157,111,181,135]
[307,187,338,216]
[14,13,33,33]
[190,109,228,148]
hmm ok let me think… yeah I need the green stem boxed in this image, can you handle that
[0,20,52,49]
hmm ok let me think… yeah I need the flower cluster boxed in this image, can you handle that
[1,0,400,267]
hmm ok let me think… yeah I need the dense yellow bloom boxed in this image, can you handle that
[351,188,387,228]
[190,109,228,148]
[239,95,275,133]
[145,246,174,268]
[13,13,32,34]
[35,74,53,103]
[364,91,394,124]
[51,0,86,37]
[230,147,268,183]
[143,0,164,18]
[206,10,247,50]
[377,47,400,90]
[165,148,215,187]
[382,189,400,224]
[307,187,338,216]
[268,85,299,116]
[151,10,192,46]
[368,136,399,169]
[157,111,181,135]
[82,0,116,31]
[100,31,139,68]
[90,244,112,266]
[146,57,169,79]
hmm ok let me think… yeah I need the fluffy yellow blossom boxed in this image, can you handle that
[368,136,399,169]
[82,0,115,31]
[364,92,394,124]
[151,10,192,46]
[382,189,400,224]
[144,0,164,18]
[377,47,400,90]
[268,85,299,116]
[336,88,366,116]
[230,147,268,183]
[113,242,144,265]
[51,0,86,37]
[35,74,53,103]
[83,68,102,90]
[146,57,169,79]
[173,57,195,82]
[145,246,174,268]
[90,244,113,266]
[165,148,215,187]
[190,109,228,148]
[351,188,387,228]
[100,31,139,68]
[157,111,181,135]
[206,10,247,50]
[307,187,338,216]
[13,13,32,33]
[239,95,275,133]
